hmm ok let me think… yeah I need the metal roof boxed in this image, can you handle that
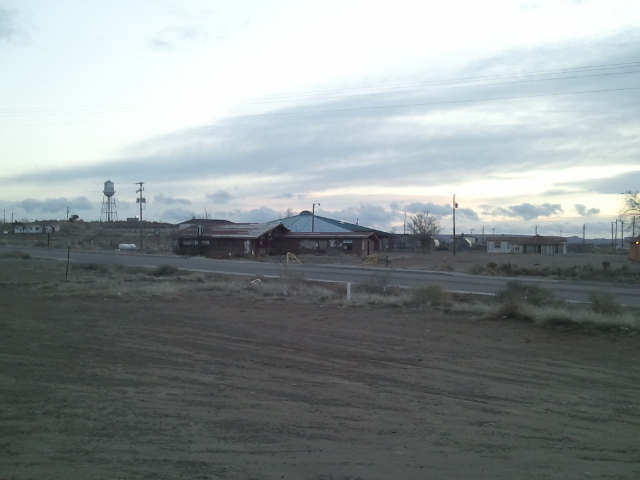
[282,231,378,239]
[273,211,390,236]
[177,222,288,239]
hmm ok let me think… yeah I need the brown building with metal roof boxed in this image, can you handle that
[174,222,289,257]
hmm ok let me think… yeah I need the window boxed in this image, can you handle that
[494,241,501,248]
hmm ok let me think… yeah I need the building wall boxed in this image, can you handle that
[175,238,248,257]
[486,241,518,254]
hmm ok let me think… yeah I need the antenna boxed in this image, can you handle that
[135,182,146,222]
[135,182,146,249]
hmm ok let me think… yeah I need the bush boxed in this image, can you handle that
[0,250,32,260]
[152,264,179,276]
[360,273,392,295]
[588,291,623,315]
[407,284,452,307]
[495,301,531,320]
[495,281,558,319]
[469,264,485,275]
[497,280,557,307]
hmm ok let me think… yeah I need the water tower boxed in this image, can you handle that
[100,180,118,222]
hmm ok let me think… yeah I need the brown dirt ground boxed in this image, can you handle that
[1,259,639,480]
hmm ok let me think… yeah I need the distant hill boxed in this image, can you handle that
[566,236,615,246]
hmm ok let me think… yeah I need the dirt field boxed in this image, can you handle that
[1,259,639,479]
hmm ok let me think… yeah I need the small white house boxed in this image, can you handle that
[486,235,566,254]
[13,224,60,234]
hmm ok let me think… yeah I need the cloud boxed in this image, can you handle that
[574,204,600,216]
[404,202,451,217]
[563,170,640,195]
[327,204,397,230]
[205,190,232,204]
[10,35,640,209]
[13,197,92,214]
[155,193,191,205]
[150,26,208,50]
[161,208,195,223]
[0,8,25,44]
[213,206,281,223]
[274,193,304,200]
[481,203,563,221]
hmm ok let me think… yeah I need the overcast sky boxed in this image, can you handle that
[1,0,639,238]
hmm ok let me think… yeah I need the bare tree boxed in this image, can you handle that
[622,191,640,215]
[622,191,640,237]
[408,212,441,251]
[283,208,294,218]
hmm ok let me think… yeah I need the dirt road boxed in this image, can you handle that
[1,262,639,479]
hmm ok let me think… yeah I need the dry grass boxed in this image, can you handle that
[5,253,639,332]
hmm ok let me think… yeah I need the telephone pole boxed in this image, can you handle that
[452,194,458,256]
[136,182,146,249]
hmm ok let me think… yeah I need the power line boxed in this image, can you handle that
[0,60,638,122]
[1,85,637,128]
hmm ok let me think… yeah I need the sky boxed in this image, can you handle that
[1,0,639,239]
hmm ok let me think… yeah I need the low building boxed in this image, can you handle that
[630,237,640,261]
[177,218,233,230]
[13,223,61,234]
[277,231,378,256]
[174,222,289,257]
[486,235,567,254]
[273,211,393,250]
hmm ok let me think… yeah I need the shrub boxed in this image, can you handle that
[408,284,452,307]
[499,263,518,275]
[0,250,32,260]
[495,301,531,320]
[588,291,623,315]
[360,273,392,295]
[496,280,557,308]
[152,264,179,276]
[469,264,485,275]
[82,263,109,274]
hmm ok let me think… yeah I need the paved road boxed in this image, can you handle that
[7,246,640,307]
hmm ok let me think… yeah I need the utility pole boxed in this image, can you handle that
[311,203,319,232]
[136,182,146,249]
[452,194,458,256]
[611,222,614,247]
